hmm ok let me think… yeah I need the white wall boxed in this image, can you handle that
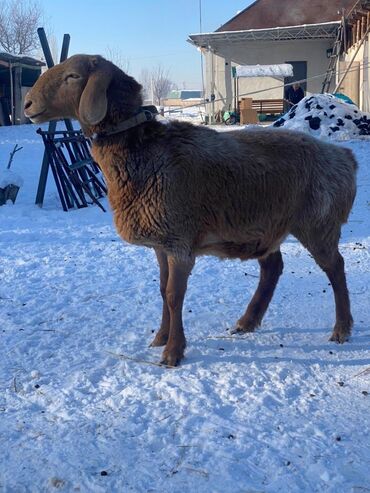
[342,36,370,112]
[204,38,334,114]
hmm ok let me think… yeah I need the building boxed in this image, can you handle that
[0,53,45,125]
[163,89,203,107]
[339,0,370,111]
[188,0,369,120]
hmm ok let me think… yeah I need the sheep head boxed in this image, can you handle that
[24,54,143,128]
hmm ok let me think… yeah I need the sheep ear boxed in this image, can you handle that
[79,59,113,125]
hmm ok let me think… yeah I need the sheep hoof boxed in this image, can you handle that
[231,320,257,335]
[160,347,184,367]
[150,330,169,347]
[329,330,350,344]
[329,320,352,344]
[329,332,349,343]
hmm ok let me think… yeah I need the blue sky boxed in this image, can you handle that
[39,0,253,88]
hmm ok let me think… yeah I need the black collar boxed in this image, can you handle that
[90,107,157,141]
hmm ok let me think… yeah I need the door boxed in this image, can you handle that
[285,61,307,93]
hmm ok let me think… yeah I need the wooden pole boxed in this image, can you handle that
[210,48,215,123]
[334,24,370,93]
[342,11,347,52]
[37,28,54,67]
[60,34,70,62]
[9,63,14,124]
[35,29,73,207]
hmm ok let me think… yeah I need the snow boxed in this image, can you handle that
[0,170,24,188]
[164,104,206,123]
[0,122,369,492]
[236,64,293,78]
[273,93,370,141]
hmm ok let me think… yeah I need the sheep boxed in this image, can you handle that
[24,55,358,367]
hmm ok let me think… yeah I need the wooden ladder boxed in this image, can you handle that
[321,17,345,93]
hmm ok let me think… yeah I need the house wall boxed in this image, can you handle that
[162,98,202,107]
[340,36,370,112]
[204,38,334,116]
[338,60,360,105]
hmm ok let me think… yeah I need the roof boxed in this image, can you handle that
[166,90,203,100]
[0,52,45,68]
[217,0,355,31]
[188,21,341,51]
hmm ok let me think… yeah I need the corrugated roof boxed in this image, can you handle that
[216,0,355,31]
[0,52,45,67]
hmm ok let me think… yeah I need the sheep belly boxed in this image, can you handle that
[196,233,286,260]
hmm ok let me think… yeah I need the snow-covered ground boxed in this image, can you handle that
[164,104,206,124]
[0,122,369,492]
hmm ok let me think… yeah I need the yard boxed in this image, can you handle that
[0,122,369,492]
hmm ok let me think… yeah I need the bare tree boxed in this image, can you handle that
[0,0,44,55]
[137,68,152,102]
[151,65,174,106]
[138,66,175,105]
[105,46,130,73]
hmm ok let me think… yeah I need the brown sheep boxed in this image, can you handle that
[24,55,357,366]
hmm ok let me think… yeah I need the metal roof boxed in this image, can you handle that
[188,21,340,51]
[0,52,45,68]
[215,0,354,31]
[167,90,203,100]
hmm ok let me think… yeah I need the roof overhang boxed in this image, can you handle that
[0,52,45,68]
[188,21,340,52]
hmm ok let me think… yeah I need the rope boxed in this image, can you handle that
[164,59,370,115]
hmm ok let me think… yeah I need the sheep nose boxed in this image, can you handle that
[24,99,33,111]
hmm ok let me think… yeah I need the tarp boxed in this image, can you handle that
[235,64,294,78]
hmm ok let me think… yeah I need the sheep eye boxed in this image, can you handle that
[65,73,80,81]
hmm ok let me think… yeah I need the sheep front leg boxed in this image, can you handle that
[160,255,195,367]
[150,249,170,347]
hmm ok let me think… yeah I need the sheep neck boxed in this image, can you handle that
[86,108,156,142]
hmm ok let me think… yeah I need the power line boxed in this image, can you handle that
[199,0,203,33]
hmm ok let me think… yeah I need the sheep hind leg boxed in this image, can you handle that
[160,255,195,367]
[233,250,284,334]
[326,251,353,343]
[294,227,353,343]
[150,249,171,347]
